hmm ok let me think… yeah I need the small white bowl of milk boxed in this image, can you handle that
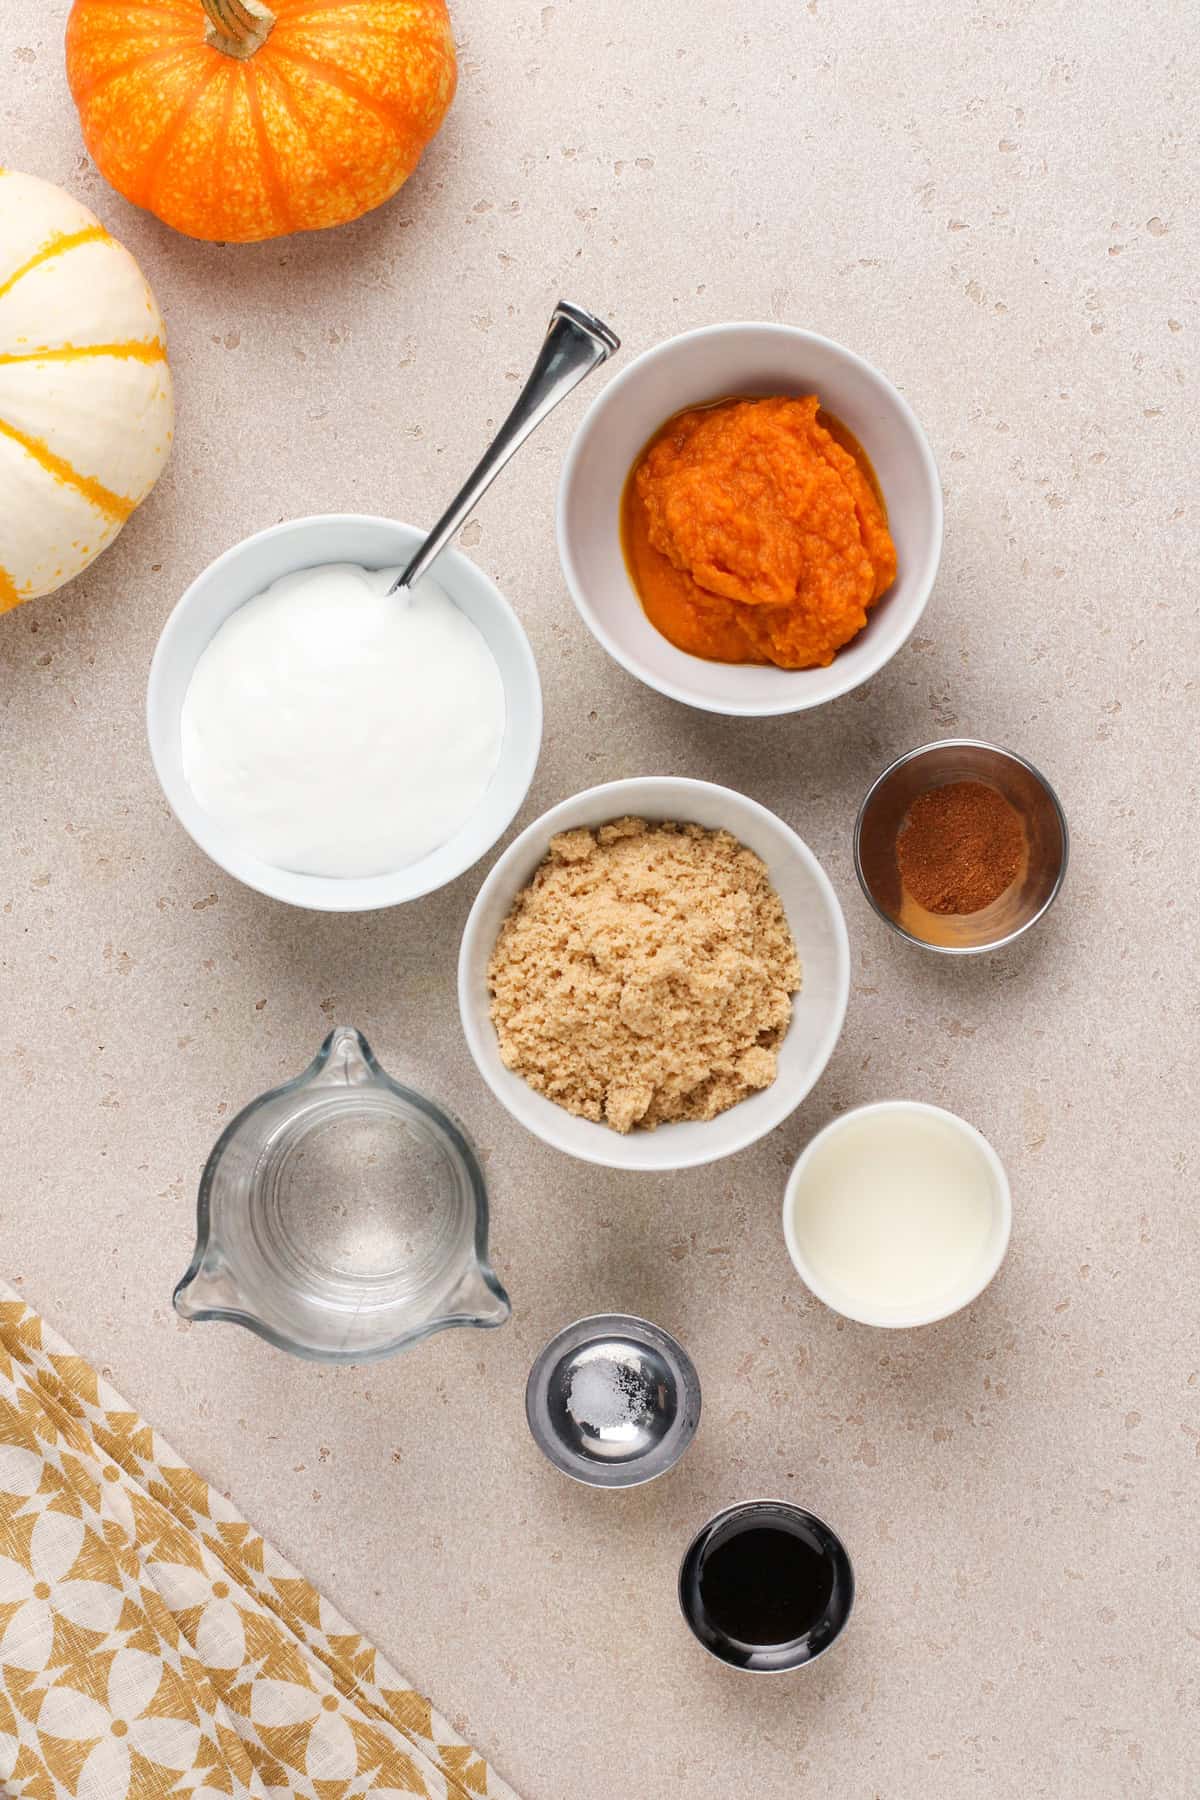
[147,515,542,911]
[783,1101,1012,1327]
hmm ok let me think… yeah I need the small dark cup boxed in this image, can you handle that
[678,1499,854,1673]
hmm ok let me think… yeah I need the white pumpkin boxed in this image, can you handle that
[0,169,173,611]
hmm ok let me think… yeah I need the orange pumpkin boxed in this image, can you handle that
[66,0,457,243]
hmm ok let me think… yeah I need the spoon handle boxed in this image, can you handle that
[391,301,619,594]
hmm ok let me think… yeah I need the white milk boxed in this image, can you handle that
[786,1107,997,1315]
[181,563,506,879]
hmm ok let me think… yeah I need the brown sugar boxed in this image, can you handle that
[486,818,802,1133]
[896,780,1024,915]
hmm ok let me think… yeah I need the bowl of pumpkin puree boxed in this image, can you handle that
[558,324,942,717]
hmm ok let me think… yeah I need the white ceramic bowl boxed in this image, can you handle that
[458,777,851,1171]
[558,323,943,716]
[147,515,542,911]
[782,1101,1012,1328]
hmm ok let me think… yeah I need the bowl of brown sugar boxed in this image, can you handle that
[854,740,1069,954]
[458,777,851,1170]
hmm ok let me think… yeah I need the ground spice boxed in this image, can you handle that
[896,780,1024,915]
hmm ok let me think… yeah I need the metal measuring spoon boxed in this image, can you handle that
[389,300,619,594]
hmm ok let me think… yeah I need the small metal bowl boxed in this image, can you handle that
[525,1313,701,1488]
[678,1499,855,1673]
[854,739,1068,955]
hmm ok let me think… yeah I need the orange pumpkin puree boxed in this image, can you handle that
[621,396,897,670]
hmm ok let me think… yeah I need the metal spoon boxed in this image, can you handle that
[389,300,619,594]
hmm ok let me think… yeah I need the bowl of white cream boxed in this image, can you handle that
[147,515,542,910]
[782,1101,1012,1328]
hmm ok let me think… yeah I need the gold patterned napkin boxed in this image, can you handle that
[0,1282,517,1800]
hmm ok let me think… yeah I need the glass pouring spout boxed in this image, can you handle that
[173,1027,511,1363]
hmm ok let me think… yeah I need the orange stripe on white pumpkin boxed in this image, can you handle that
[0,225,110,305]
[0,563,20,612]
[0,414,136,523]
[0,340,167,367]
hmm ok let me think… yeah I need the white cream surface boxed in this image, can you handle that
[181,563,506,879]
[787,1109,996,1314]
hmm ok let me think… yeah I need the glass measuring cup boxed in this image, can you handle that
[174,1026,510,1362]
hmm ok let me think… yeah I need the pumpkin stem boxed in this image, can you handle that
[202,0,275,59]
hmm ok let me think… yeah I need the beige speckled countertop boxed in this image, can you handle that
[2,3,1197,1795]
